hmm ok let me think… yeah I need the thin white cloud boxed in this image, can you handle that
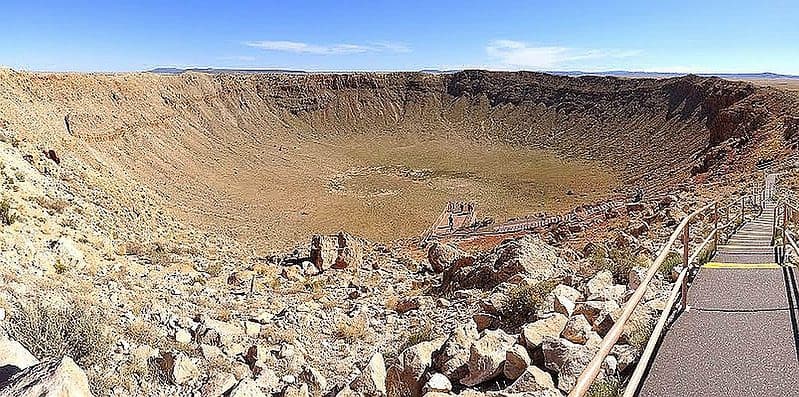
[244,40,410,55]
[486,40,640,69]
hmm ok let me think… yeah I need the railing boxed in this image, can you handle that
[568,190,764,397]
[775,201,799,263]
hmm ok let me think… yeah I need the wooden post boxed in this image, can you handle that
[681,221,690,307]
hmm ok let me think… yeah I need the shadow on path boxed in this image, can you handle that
[782,266,799,362]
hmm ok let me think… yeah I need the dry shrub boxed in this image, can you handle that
[261,323,297,344]
[126,318,161,346]
[6,296,111,366]
[607,249,648,284]
[385,321,434,366]
[591,246,648,284]
[400,322,433,351]
[122,240,175,266]
[385,295,399,311]
[0,196,18,225]
[626,309,656,351]
[335,314,368,343]
[658,251,683,278]
[34,196,69,213]
[205,261,222,277]
[587,377,621,397]
[498,279,559,331]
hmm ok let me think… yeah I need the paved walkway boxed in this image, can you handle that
[639,199,799,396]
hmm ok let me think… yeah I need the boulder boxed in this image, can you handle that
[611,344,639,373]
[444,236,564,291]
[502,344,530,381]
[542,337,593,392]
[283,384,310,397]
[427,242,474,273]
[198,317,244,349]
[551,285,583,317]
[502,365,557,394]
[520,314,568,350]
[573,300,620,327]
[171,353,200,385]
[351,353,387,397]
[586,270,613,295]
[245,321,262,337]
[561,315,593,344]
[460,329,516,386]
[310,232,365,271]
[386,339,444,397]
[627,220,650,238]
[300,366,327,397]
[541,337,614,392]
[422,373,452,394]
[395,296,422,314]
[0,338,39,380]
[202,372,238,396]
[175,328,192,344]
[434,320,479,380]
[334,386,358,397]
[51,237,86,271]
[0,356,92,397]
[472,313,497,331]
[254,367,280,392]
[585,270,625,302]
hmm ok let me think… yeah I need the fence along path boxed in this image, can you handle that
[571,173,799,397]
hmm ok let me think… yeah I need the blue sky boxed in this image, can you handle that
[1,0,797,73]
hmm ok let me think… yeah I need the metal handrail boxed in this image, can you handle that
[568,192,761,397]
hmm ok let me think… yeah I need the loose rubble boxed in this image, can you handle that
[0,127,721,396]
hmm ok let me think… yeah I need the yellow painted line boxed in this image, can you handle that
[702,262,786,269]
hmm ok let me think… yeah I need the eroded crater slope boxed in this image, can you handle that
[0,69,794,249]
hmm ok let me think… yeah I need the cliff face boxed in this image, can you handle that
[0,70,774,173]
[0,69,793,247]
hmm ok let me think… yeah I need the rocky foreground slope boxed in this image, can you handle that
[0,124,726,397]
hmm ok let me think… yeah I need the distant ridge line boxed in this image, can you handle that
[147,68,799,79]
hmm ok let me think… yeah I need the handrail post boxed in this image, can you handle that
[740,198,744,222]
[726,205,729,224]
[784,204,788,258]
[681,220,690,308]
[774,205,779,245]
[714,202,719,251]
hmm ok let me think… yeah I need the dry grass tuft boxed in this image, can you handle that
[5,296,111,366]
[0,196,19,225]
